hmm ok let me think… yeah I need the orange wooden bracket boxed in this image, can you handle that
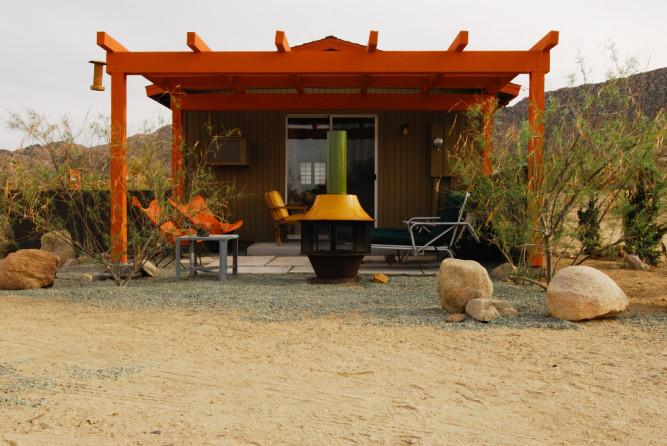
[448,31,468,52]
[187,32,211,52]
[367,31,378,52]
[292,74,304,94]
[422,73,443,95]
[275,30,290,52]
[145,84,166,97]
[97,32,128,52]
[530,31,559,52]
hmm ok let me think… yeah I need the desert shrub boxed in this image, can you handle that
[453,54,666,285]
[576,196,602,256]
[7,110,242,285]
[0,214,13,257]
[621,167,667,265]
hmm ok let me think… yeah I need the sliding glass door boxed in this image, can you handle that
[287,116,376,217]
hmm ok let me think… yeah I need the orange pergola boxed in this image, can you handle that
[96,30,558,262]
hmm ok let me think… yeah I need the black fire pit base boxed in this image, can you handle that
[307,253,364,284]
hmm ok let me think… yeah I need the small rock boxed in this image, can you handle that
[490,263,513,281]
[465,298,518,322]
[624,254,649,271]
[445,313,466,323]
[79,274,93,282]
[141,260,159,277]
[60,258,81,269]
[373,273,389,284]
[40,230,76,268]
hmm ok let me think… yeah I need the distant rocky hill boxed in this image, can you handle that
[495,67,666,132]
[0,126,172,181]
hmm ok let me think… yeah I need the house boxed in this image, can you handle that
[95,30,558,261]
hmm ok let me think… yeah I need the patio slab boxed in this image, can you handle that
[247,242,301,256]
[238,266,292,274]
[288,266,316,274]
[357,266,426,276]
[267,256,311,266]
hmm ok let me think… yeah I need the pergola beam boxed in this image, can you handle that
[178,92,484,111]
[275,30,290,52]
[105,51,551,75]
[186,32,211,52]
[448,31,468,52]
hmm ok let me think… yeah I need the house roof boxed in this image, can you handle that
[97,30,558,111]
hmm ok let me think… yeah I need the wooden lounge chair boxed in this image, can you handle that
[264,190,309,245]
[168,195,243,235]
[371,191,478,262]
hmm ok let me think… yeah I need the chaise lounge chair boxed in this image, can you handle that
[264,190,309,245]
[167,195,243,235]
[371,191,478,262]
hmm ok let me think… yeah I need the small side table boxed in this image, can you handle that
[175,234,239,281]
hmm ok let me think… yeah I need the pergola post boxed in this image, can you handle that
[171,102,184,200]
[482,96,495,176]
[110,72,128,262]
[527,71,545,267]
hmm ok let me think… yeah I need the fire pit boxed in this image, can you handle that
[300,130,374,283]
[301,194,373,283]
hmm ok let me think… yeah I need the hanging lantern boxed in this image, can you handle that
[89,60,106,91]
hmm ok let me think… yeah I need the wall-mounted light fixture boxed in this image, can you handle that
[432,137,444,151]
[89,60,107,91]
[400,124,409,136]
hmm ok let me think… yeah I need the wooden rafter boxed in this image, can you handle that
[275,30,290,52]
[367,30,378,52]
[448,31,468,52]
[530,31,559,52]
[97,32,128,53]
[187,32,211,52]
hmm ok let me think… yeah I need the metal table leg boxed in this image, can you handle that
[218,238,228,281]
[175,241,181,280]
[232,237,238,276]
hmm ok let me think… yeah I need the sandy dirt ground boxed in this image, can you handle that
[1,260,665,446]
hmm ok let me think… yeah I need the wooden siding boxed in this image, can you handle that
[184,110,285,242]
[184,110,473,242]
[376,110,470,228]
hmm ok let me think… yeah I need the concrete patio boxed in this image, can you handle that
[190,241,441,276]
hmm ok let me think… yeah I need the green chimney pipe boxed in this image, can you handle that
[327,130,347,194]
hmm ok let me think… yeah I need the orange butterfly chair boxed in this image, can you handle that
[131,196,196,247]
[167,196,243,235]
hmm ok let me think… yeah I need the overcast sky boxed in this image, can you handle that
[1,0,665,150]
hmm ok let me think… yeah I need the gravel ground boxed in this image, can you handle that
[2,264,664,330]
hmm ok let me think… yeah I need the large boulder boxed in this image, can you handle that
[0,249,59,290]
[465,298,518,322]
[437,258,493,313]
[41,230,76,268]
[546,265,629,321]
